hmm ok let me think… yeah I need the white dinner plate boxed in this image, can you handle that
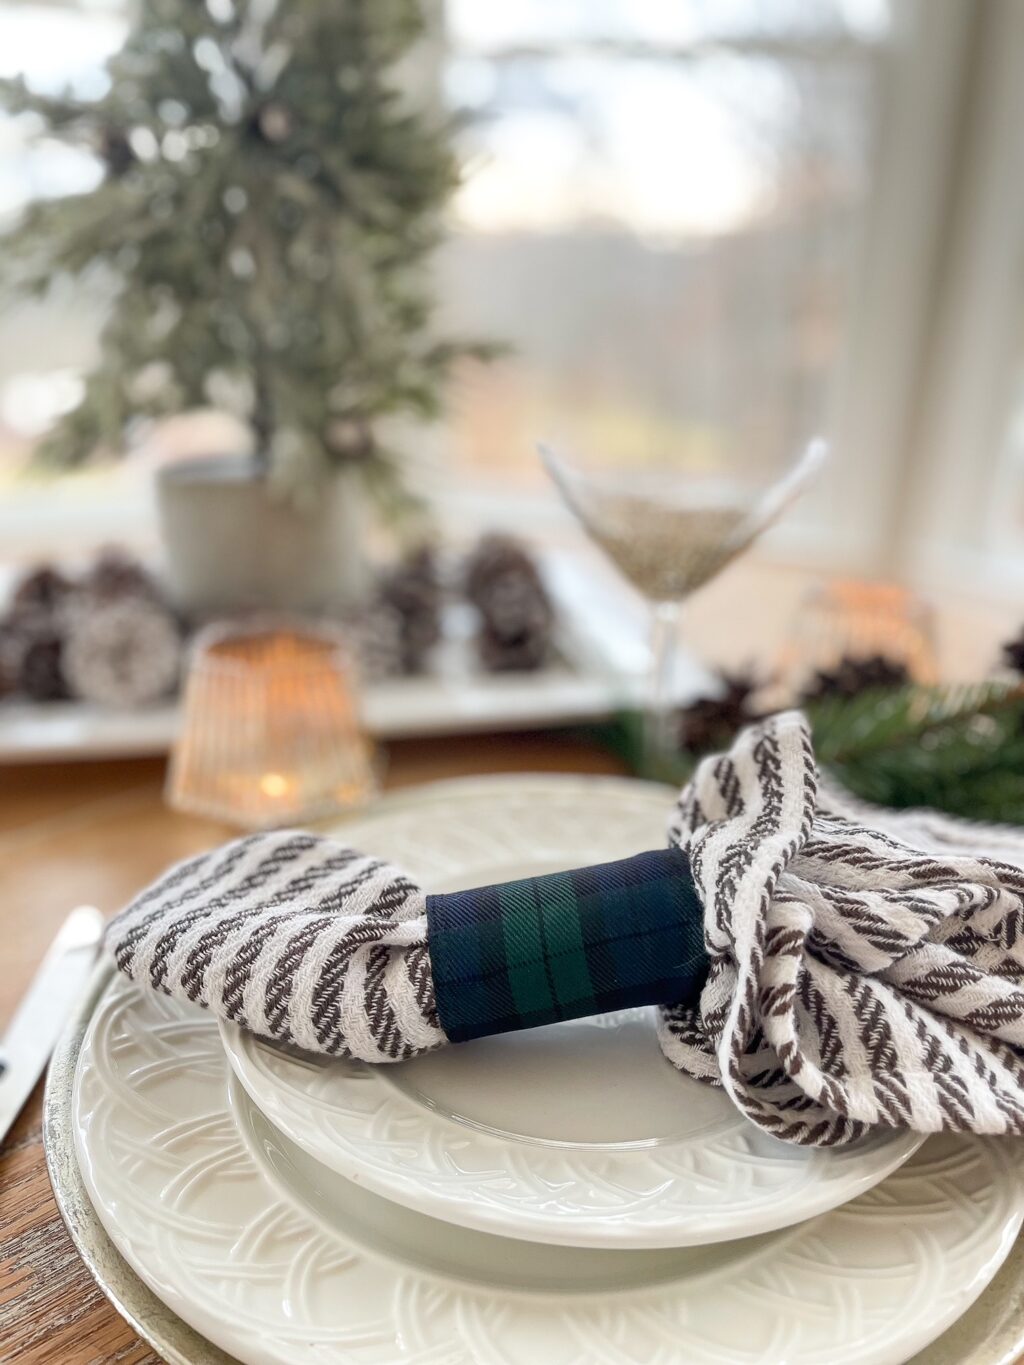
[48,963,1024,1365]
[221,775,921,1248]
[74,971,1024,1365]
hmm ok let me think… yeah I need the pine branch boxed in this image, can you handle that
[0,76,97,129]
[807,682,1024,821]
[807,681,1023,766]
[600,681,1024,825]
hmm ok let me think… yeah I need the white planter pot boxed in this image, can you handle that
[156,456,367,621]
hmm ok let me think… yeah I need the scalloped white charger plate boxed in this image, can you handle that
[74,969,1024,1365]
[221,776,921,1248]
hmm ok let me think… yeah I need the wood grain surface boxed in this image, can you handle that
[0,730,626,1364]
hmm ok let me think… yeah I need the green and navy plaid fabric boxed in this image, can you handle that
[426,847,707,1043]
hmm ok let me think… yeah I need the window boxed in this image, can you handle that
[0,2,125,451]
[437,0,896,513]
[894,0,1024,599]
[0,1,140,556]
[2,0,1023,599]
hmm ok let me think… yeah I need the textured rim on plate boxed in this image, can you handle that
[223,1010,923,1248]
[221,776,920,1248]
[44,960,1024,1365]
[73,969,1024,1365]
[43,962,237,1365]
[227,1073,1024,1365]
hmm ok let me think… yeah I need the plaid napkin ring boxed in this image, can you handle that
[426,847,708,1043]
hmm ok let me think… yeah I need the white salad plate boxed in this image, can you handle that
[74,969,1024,1365]
[221,776,921,1249]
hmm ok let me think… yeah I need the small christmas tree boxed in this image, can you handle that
[0,0,484,502]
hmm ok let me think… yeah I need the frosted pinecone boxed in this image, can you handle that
[0,610,29,699]
[376,546,443,675]
[82,548,165,607]
[355,602,406,680]
[477,622,551,673]
[18,626,70,701]
[10,564,75,616]
[0,627,17,699]
[0,605,69,701]
[464,534,554,673]
[63,597,182,708]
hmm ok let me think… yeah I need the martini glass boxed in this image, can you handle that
[540,437,827,767]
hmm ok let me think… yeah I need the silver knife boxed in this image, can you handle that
[0,905,105,1145]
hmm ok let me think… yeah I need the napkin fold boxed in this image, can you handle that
[661,710,1024,1145]
[108,834,444,1060]
[106,710,1024,1146]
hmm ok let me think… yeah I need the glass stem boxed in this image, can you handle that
[646,599,681,774]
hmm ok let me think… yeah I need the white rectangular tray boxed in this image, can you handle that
[0,552,711,763]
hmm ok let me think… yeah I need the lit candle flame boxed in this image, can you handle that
[259,771,292,799]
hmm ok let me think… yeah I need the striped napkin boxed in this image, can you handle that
[106,711,1024,1146]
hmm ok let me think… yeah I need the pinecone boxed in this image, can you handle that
[63,597,182,708]
[83,548,164,606]
[10,564,74,616]
[0,600,69,701]
[464,534,554,673]
[375,547,443,675]
[18,626,70,701]
[0,618,22,699]
[477,623,550,673]
[677,671,761,754]
[801,653,911,704]
[356,602,406,681]
[464,535,544,616]
[1001,629,1024,676]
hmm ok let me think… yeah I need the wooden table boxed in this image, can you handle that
[0,731,627,1364]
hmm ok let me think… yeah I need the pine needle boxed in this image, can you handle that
[600,680,1024,825]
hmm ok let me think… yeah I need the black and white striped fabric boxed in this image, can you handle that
[107,834,445,1061]
[106,710,1024,1145]
[660,710,1024,1145]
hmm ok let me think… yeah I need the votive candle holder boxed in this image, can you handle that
[166,620,376,828]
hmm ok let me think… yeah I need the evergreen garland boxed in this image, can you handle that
[807,682,1024,822]
[600,681,1024,825]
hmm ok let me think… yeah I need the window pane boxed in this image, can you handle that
[987,367,1024,561]
[440,2,895,492]
[446,0,890,52]
[0,2,126,480]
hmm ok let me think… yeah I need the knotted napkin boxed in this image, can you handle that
[106,710,1024,1146]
